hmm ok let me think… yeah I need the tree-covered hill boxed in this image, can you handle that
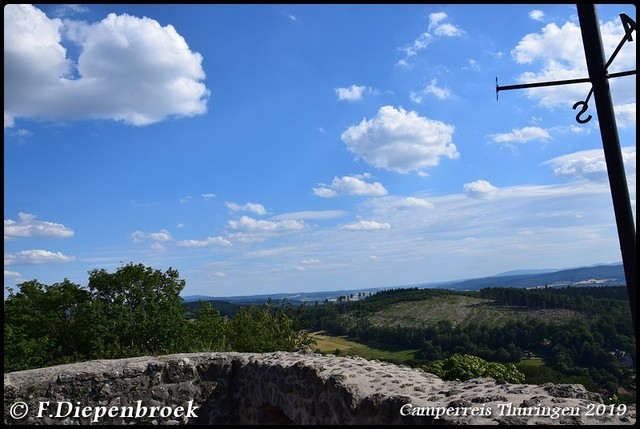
[300,285,635,401]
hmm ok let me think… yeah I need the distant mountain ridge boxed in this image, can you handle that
[441,263,625,291]
[182,262,625,305]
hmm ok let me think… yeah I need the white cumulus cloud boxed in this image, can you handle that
[313,173,387,198]
[335,84,368,101]
[4,213,74,240]
[341,106,458,174]
[510,16,635,108]
[464,180,499,199]
[4,4,209,128]
[5,249,75,265]
[529,10,545,22]
[396,197,434,209]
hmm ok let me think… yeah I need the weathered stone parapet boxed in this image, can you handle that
[4,352,636,425]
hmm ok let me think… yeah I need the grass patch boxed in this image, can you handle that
[515,356,564,385]
[308,331,417,364]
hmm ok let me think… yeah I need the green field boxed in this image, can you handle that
[309,331,418,364]
[311,331,571,387]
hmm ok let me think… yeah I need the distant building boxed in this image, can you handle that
[611,350,634,369]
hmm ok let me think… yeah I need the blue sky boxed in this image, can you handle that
[4,4,636,298]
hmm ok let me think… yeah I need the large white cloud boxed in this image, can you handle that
[4,4,209,128]
[510,15,636,109]
[4,213,75,240]
[341,106,458,174]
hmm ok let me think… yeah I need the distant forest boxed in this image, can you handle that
[298,285,635,402]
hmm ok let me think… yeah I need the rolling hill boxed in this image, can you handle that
[182,262,625,305]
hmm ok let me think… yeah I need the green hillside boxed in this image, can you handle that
[300,286,635,402]
[365,295,583,329]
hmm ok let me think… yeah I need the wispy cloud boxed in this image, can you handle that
[542,146,636,184]
[5,249,75,265]
[227,216,306,244]
[340,220,391,231]
[489,126,552,148]
[225,202,267,215]
[130,229,173,243]
[397,12,464,68]
[177,236,232,248]
[428,12,465,37]
[410,79,452,103]
[227,216,305,233]
[614,103,636,129]
[49,4,89,18]
[272,210,347,221]
[4,270,25,284]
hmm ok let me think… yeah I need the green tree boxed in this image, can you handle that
[5,263,321,373]
[186,301,228,351]
[226,302,313,352]
[4,279,91,371]
[422,354,525,383]
[86,263,189,357]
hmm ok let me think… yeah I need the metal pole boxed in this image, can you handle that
[576,4,636,336]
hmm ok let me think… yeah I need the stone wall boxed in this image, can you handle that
[4,351,636,425]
